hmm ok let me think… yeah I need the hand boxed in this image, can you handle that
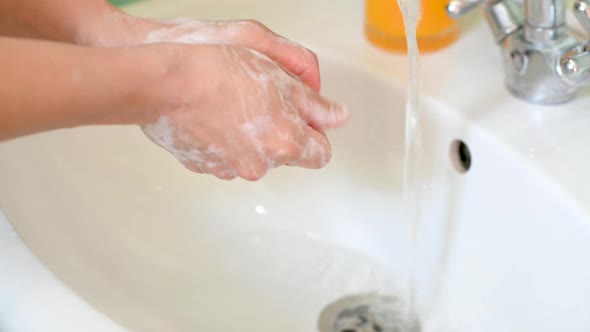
[83,17,322,92]
[141,43,348,180]
[86,15,348,180]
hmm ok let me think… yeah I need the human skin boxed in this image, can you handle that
[0,1,348,180]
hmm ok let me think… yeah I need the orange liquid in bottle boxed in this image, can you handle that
[365,0,460,53]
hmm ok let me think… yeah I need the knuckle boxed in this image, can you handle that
[240,19,269,33]
[304,136,332,169]
[268,123,306,159]
[275,141,304,159]
[236,162,268,181]
[213,169,237,180]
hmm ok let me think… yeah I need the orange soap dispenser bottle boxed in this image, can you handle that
[365,0,460,53]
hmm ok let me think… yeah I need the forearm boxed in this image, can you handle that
[0,37,159,140]
[0,0,127,45]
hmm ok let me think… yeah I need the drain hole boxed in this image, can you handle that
[450,140,471,173]
[318,294,421,332]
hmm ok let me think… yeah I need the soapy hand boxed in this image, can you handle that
[140,19,323,92]
[89,17,348,180]
[0,2,349,175]
[141,43,348,180]
[120,19,349,180]
[87,17,322,92]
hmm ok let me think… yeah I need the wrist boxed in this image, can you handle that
[74,45,167,127]
[75,9,164,47]
[105,44,182,126]
[128,43,221,125]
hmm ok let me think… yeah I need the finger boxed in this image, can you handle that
[265,118,307,167]
[232,157,270,181]
[235,20,321,92]
[183,161,205,174]
[211,167,237,180]
[183,157,227,176]
[267,36,321,92]
[271,139,305,167]
[294,85,349,131]
[288,126,332,169]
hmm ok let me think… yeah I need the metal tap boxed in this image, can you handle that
[447,0,590,104]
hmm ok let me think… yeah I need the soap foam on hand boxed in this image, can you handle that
[143,18,325,93]
[137,19,348,180]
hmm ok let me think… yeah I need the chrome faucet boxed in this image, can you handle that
[447,0,590,104]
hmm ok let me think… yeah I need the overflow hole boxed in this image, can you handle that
[450,140,471,173]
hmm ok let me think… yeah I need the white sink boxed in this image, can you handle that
[2,52,590,332]
[2,0,590,331]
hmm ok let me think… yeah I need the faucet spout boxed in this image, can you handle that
[525,0,565,28]
[524,0,567,42]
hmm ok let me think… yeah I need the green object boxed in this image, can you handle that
[109,0,141,6]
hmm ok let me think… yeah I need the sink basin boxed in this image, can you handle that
[4,0,590,327]
[2,49,590,332]
[0,55,411,332]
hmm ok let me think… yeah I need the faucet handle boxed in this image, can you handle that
[447,0,523,43]
[574,0,590,35]
[447,0,486,18]
[486,0,524,43]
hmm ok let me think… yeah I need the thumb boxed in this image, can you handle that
[294,84,349,131]
[233,20,322,92]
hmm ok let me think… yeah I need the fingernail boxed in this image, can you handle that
[320,102,349,128]
[336,102,350,121]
